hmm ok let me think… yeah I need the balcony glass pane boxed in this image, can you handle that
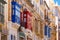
[40,0,43,5]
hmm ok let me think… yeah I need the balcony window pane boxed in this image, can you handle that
[40,0,43,5]
[24,18,26,22]
[16,10,20,17]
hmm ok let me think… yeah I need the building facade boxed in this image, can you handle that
[0,0,59,40]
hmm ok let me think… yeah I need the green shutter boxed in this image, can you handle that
[0,14,4,24]
[0,27,2,32]
[19,32,25,38]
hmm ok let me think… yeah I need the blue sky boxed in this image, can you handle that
[54,0,60,5]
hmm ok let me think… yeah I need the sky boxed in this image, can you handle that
[54,0,60,5]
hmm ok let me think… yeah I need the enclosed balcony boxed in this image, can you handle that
[0,14,7,34]
[0,14,4,24]
[0,0,7,4]
[25,0,34,7]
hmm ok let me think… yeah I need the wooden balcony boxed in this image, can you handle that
[0,23,2,32]
[0,0,7,4]
[0,14,4,24]
[0,16,4,32]
[24,0,34,7]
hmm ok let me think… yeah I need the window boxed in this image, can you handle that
[24,18,26,22]
[16,16,20,24]
[33,1,37,10]
[24,14,26,17]
[55,8,58,16]
[35,4,37,10]
[44,25,51,38]
[40,0,43,5]
[35,20,38,33]
[40,10,44,19]
[28,15,31,21]
[44,25,48,35]
[16,10,20,17]
[11,4,14,15]
[37,7,39,13]
[47,27,51,38]
[15,5,20,11]
[53,8,58,16]
[33,1,35,6]
[11,35,13,40]
[11,35,16,40]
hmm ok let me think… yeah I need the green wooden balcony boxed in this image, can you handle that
[0,14,4,24]
[0,24,2,32]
